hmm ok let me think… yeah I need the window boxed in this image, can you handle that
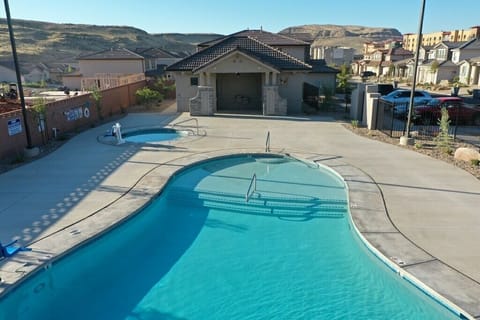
[437,48,447,60]
[190,77,199,86]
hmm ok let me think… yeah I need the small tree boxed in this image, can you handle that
[90,86,103,121]
[336,64,351,112]
[434,107,453,154]
[32,98,47,143]
[430,61,439,73]
[135,87,163,109]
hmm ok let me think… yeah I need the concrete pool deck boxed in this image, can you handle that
[1,104,480,318]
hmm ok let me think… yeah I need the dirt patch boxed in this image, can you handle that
[344,124,480,180]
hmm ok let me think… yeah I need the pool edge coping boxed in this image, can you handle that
[0,149,477,319]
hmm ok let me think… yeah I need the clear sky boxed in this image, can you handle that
[1,0,479,35]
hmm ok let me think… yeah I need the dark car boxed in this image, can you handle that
[361,71,376,78]
[414,97,480,125]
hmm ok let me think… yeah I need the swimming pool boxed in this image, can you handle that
[0,154,460,319]
[122,128,187,143]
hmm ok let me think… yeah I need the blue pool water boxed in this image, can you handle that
[0,155,460,319]
[122,128,184,143]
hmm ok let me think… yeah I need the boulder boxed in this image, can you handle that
[454,147,480,162]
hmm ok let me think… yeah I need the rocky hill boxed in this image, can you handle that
[0,20,402,67]
[0,19,222,64]
[279,24,403,52]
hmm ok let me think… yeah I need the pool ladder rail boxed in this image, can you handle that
[265,131,270,152]
[245,173,257,202]
[171,118,201,136]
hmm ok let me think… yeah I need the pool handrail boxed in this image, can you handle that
[172,118,199,135]
[245,173,257,202]
[265,131,270,152]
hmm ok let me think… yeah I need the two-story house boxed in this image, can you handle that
[453,38,480,85]
[134,48,183,77]
[414,42,464,84]
[62,48,145,90]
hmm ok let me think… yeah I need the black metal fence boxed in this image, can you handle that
[377,100,480,146]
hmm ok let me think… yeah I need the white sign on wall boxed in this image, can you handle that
[7,118,22,136]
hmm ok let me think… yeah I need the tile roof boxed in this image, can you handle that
[457,38,480,50]
[79,48,144,60]
[134,48,181,59]
[198,29,309,48]
[308,60,339,73]
[167,35,311,72]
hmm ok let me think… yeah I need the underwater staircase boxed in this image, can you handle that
[167,187,347,219]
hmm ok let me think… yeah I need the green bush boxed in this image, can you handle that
[135,87,163,109]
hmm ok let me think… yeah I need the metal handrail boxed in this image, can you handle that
[265,131,270,152]
[172,118,199,135]
[245,173,257,202]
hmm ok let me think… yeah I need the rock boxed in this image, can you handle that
[454,147,480,162]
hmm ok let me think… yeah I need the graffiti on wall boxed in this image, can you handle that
[63,101,91,121]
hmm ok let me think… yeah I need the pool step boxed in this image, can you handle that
[167,188,347,219]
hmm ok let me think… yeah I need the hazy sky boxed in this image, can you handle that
[1,0,479,35]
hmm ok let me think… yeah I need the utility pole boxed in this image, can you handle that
[402,0,426,145]
[4,0,34,150]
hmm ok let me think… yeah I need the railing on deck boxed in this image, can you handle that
[172,118,199,135]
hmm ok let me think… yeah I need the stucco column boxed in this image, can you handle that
[199,72,206,86]
[206,72,211,86]
[471,65,479,85]
[265,72,270,85]
[272,72,277,85]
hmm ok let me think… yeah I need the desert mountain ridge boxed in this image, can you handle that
[0,19,403,66]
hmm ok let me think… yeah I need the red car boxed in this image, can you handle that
[414,97,480,125]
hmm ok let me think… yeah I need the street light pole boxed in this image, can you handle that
[403,0,427,142]
[4,0,34,149]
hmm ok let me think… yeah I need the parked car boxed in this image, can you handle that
[413,97,480,125]
[361,71,376,78]
[380,89,433,115]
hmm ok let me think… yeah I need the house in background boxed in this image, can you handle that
[458,57,480,86]
[414,42,464,84]
[134,48,182,77]
[167,29,338,116]
[0,61,24,83]
[62,48,145,90]
[310,46,355,66]
[22,63,50,83]
[451,38,480,85]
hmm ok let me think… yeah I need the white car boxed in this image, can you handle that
[380,89,433,115]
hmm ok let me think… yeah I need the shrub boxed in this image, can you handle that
[135,87,163,109]
[351,120,359,128]
[471,159,480,166]
[434,107,453,154]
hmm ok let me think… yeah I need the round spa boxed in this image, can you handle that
[122,128,188,143]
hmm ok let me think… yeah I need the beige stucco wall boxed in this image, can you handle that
[275,46,306,61]
[278,72,337,114]
[171,72,201,112]
[79,60,144,77]
[62,75,82,90]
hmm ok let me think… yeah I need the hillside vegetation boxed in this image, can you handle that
[0,20,402,66]
[0,19,222,64]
